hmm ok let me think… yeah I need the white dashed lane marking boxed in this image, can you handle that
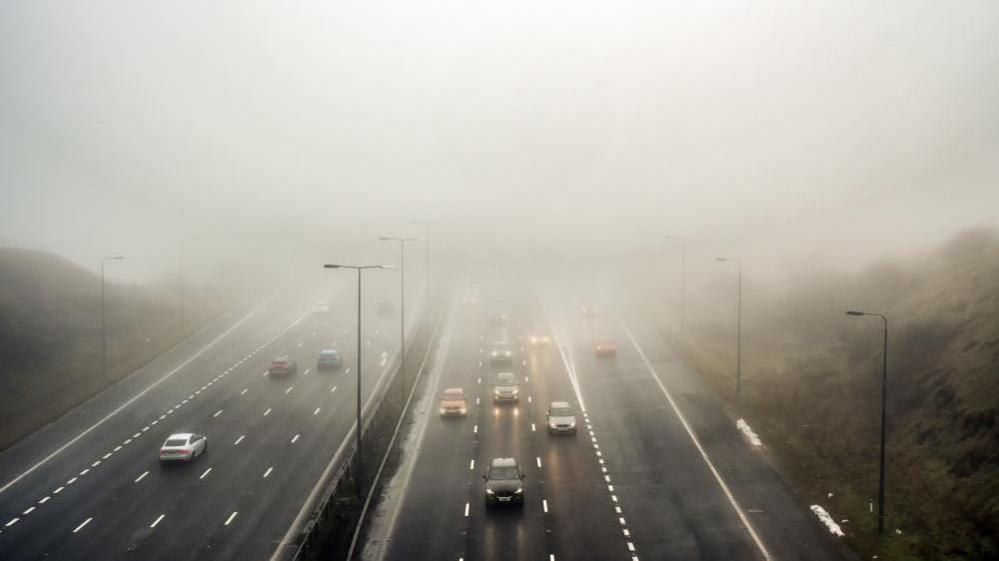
[135,471,149,483]
[291,434,300,444]
[150,514,165,528]
[263,467,274,479]
[213,410,223,418]
[200,468,213,479]
[233,435,245,445]
[224,511,238,526]
[72,517,92,533]
[5,518,19,527]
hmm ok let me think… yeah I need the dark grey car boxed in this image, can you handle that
[484,457,524,506]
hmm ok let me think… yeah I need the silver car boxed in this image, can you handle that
[546,401,577,434]
[159,433,207,462]
[493,372,519,402]
[490,344,513,365]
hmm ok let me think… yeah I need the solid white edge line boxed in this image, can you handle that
[200,467,213,479]
[618,318,773,561]
[224,511,238,526]
[150,514,165,528]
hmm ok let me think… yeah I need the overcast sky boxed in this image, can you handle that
[2,0,997,281]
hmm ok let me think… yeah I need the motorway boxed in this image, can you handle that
[365,273,851,561]
[0,273,414,560]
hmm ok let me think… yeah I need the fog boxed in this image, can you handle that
[2,0,998,283]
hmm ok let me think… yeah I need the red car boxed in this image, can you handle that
[594,340,617,357]
[268,356,298,377]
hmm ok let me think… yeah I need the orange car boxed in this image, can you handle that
[439,387,468,417]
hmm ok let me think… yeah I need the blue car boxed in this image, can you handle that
[317,349,343,370]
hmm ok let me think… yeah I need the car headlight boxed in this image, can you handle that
[512,388,518,395]
[514,487,523,494]
[439,408,446,414]
[460,408,467,414]
[568,418,576,426]
[494,389,501,395]
[486,488,495,495]
[549,420,558,428]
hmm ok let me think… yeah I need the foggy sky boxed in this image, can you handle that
[2,0,998,281]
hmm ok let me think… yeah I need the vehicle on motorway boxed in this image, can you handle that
[493,372,519,402]
[268,356,298,377]
[580,305,598,318]
[489,344,513,365]
[439,387,468,417]
[528,333,551,347]
[159,433,207,462]
[317,349,343,370]
[484,457,525,506]
[313,301,330,314]
[546,401,577,434]
[594,339,617,357]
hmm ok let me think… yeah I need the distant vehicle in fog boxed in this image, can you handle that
[546,401,577,434]
[594,340,617,357]
[493,372,519,402]
[159,433,207,463]
[490,344,513,365]
[580,305,598,319]
[268,356,298,377]
[317,349,342,370]
[528,333,551,347]
[439,387,468,417]
[313,301,330,314]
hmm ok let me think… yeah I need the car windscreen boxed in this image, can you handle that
[489,466,520,480]
[164,439,188,447]
[550,406,573,417]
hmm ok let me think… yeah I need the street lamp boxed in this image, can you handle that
[378,236,425,401]
[324,263,385,490]
[101,256,124,377]
[409,220,432,305]
[665,236,686,338]
[715,257,742,394]
[846,309,889,534]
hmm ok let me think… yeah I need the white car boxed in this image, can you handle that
[546,401,577,434]
[313,301,331,314]
[159,433,207,462]
[490,345,513,365]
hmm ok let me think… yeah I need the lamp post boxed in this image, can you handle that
[665,236,686,338]
[378,236,424,400]
[846,309,889,534]
[715,257,742,394]
[101,256,124,377]
[324,263,385,489]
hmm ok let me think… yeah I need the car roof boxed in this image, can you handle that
[320,349,339,354]
[444,387,463,393]
[166,432,194,440]
[273,356,290,361]
[550,401,570,409]
[496,372,515,379]
[490,457,517,468]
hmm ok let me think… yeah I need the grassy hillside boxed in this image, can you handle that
[0,248,234,451]
[631,228,999,561]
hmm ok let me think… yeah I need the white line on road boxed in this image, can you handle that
[38,496,50,504]
[464,502,470,517]
[241,388,248,396]
[72,517,92,533]
[314,408,321,415]
[473,424,478,434]
[23,507,35,515]
[619,319,774,561]
[263,467,274,479]
[214,409,223,418]
[66,477,77,485]
[469,459,475,470]
[331,386,337,393]
[79,469,89,476]
[91,460,101,467]
[543,499,549,513]
[285,386,293,394]
[291,434,300,444]
[200,467,213,479]
[224,511,238,526]
[531,423,536,432]
[135,471,148,483]
[304,368,311,375]
[124,438,132,445]
[264,408,272,416]
[113,445,122,452]
[150,514,165,528]
[536,457,542,468]
[233,435,245,445]
[5,518,18,527]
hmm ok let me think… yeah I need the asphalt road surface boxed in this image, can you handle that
[367,273,851,561]
[0,275,415,561]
